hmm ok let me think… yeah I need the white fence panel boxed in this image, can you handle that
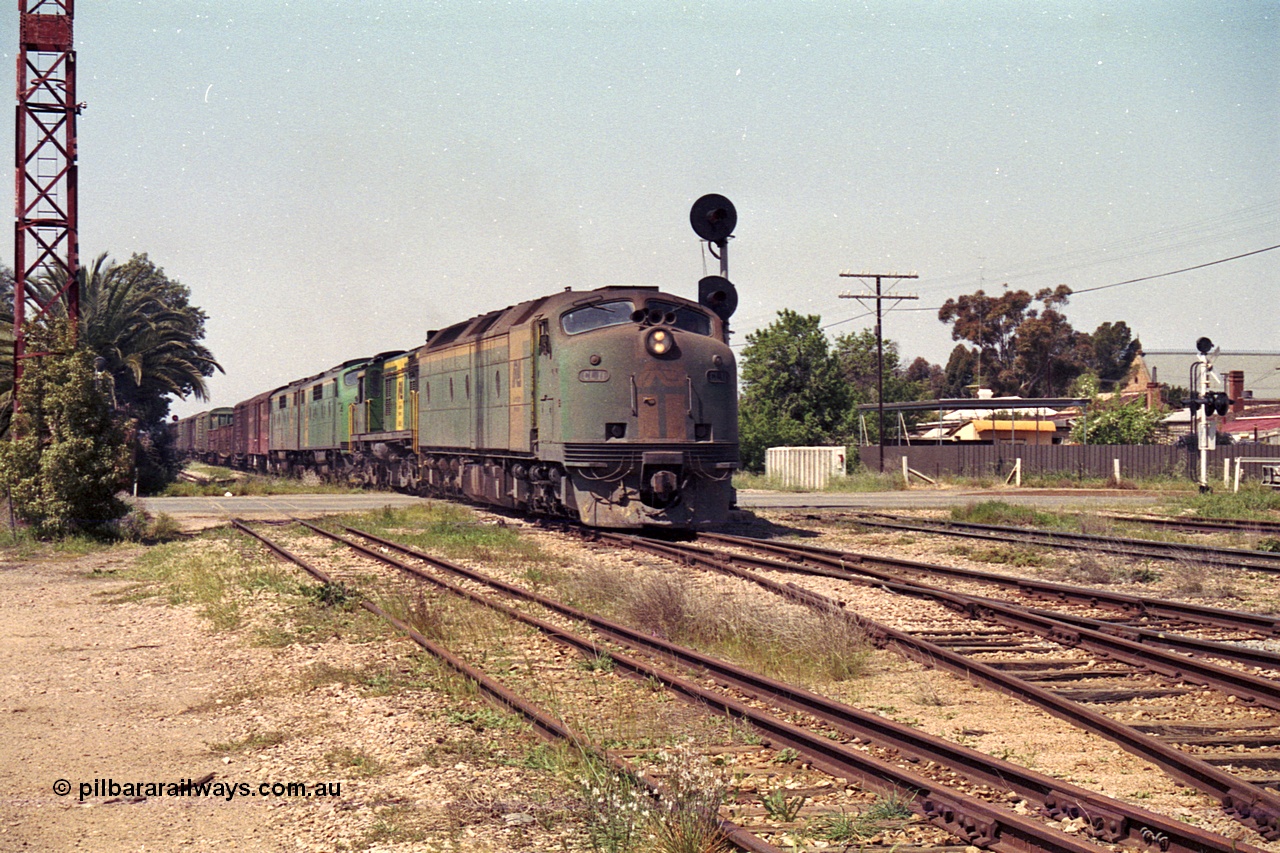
[766,446,847,489]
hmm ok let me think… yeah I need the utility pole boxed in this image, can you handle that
[14,0,81,413]
[839,271,918,472]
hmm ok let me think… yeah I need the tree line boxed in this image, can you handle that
[738,285,1146,471]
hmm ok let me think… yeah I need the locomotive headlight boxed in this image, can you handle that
[645,328,674,357]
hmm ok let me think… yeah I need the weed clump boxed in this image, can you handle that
[566,567,870,685]
[951,501,1062,528]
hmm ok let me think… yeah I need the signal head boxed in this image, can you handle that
[697,275,739,322]
[1196,336,1214,355]
[689,194,737,243]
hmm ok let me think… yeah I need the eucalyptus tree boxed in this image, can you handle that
[738,310,851,471]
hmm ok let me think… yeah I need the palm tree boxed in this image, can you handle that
[21,253,222,489]
[28,252,222,414]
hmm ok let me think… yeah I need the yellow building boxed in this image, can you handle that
[953,418,1059,445]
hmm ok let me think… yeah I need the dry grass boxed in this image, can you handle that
[1167,557,1240,600]
[1062,554,1119,585]
[563,566,871,685]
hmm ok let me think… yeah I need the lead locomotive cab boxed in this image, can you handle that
[546,284,739,527]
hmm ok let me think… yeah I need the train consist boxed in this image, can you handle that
[172,197,743,528]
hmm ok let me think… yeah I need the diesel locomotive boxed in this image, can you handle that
[174,196,743,528]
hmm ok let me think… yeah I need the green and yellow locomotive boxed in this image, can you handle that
[173,195,742,528]
[338,285,738,527]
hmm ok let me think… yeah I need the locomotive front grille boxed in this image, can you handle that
[563,442,738,469]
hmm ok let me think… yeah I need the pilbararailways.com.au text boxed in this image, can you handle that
[54,778,343,802]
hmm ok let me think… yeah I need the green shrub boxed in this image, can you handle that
[0,321,130,537]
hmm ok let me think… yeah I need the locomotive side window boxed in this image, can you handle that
[561,300,635,335]
[646,301,712,336]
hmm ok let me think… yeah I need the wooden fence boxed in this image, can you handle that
[860,443,1280,482]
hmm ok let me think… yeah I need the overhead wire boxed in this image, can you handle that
[912,200,1280,295]
[728,202,1278,347]
[821,241,1280,322]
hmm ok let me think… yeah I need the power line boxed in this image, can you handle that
[1072,243,1280,294]
[730,310,874,347]
[839,272,919,472]
[849,242,1280,317]
[732,241,1279,344]
[912,201,1280,295]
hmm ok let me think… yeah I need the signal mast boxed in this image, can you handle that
[1187,336,1232,492]
[14,0,81,408]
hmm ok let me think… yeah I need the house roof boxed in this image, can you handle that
[1135,350,1280,397]
[1219,416,1280,435]
[941,404,1062,421]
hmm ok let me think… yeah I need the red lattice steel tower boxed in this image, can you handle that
[14,0,79,395]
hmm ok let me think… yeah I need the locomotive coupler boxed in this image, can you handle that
[641,451,683,508]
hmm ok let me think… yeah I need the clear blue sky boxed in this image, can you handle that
[3,1,1276,416]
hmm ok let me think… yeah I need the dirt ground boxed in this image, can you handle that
[0,548,282,851]
[0,548,573,853]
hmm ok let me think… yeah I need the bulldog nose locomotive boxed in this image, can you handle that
[174,196,742,528]
[366,282,739,527]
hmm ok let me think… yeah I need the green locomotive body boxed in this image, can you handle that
[339,285,737,527]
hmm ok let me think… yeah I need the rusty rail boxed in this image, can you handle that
[847,512,1280,573]
[278,518,1167,853]
[587,529,1280,840]
[335,523,1273,853]
[1099,513,1280,536]
[700,530,1280,640]
[228,520,780,853]
[699,534,1280,701]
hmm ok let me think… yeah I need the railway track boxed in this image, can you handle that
[575,527,1280,841]
[230,516,1274,853]
[1097,513,1280,537]
[844,511,1280,573]
[697,531,1280,666]
[229,519,786,853]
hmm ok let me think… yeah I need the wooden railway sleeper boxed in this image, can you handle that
[705,531,1280,637]
[612,532,1280,840]
[1041,792,1128,844]
[293,524,1129,853]
[230,520,783,853]
[921,793,998,847]
[362,522,1276,853]
[714,536,1280,709]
